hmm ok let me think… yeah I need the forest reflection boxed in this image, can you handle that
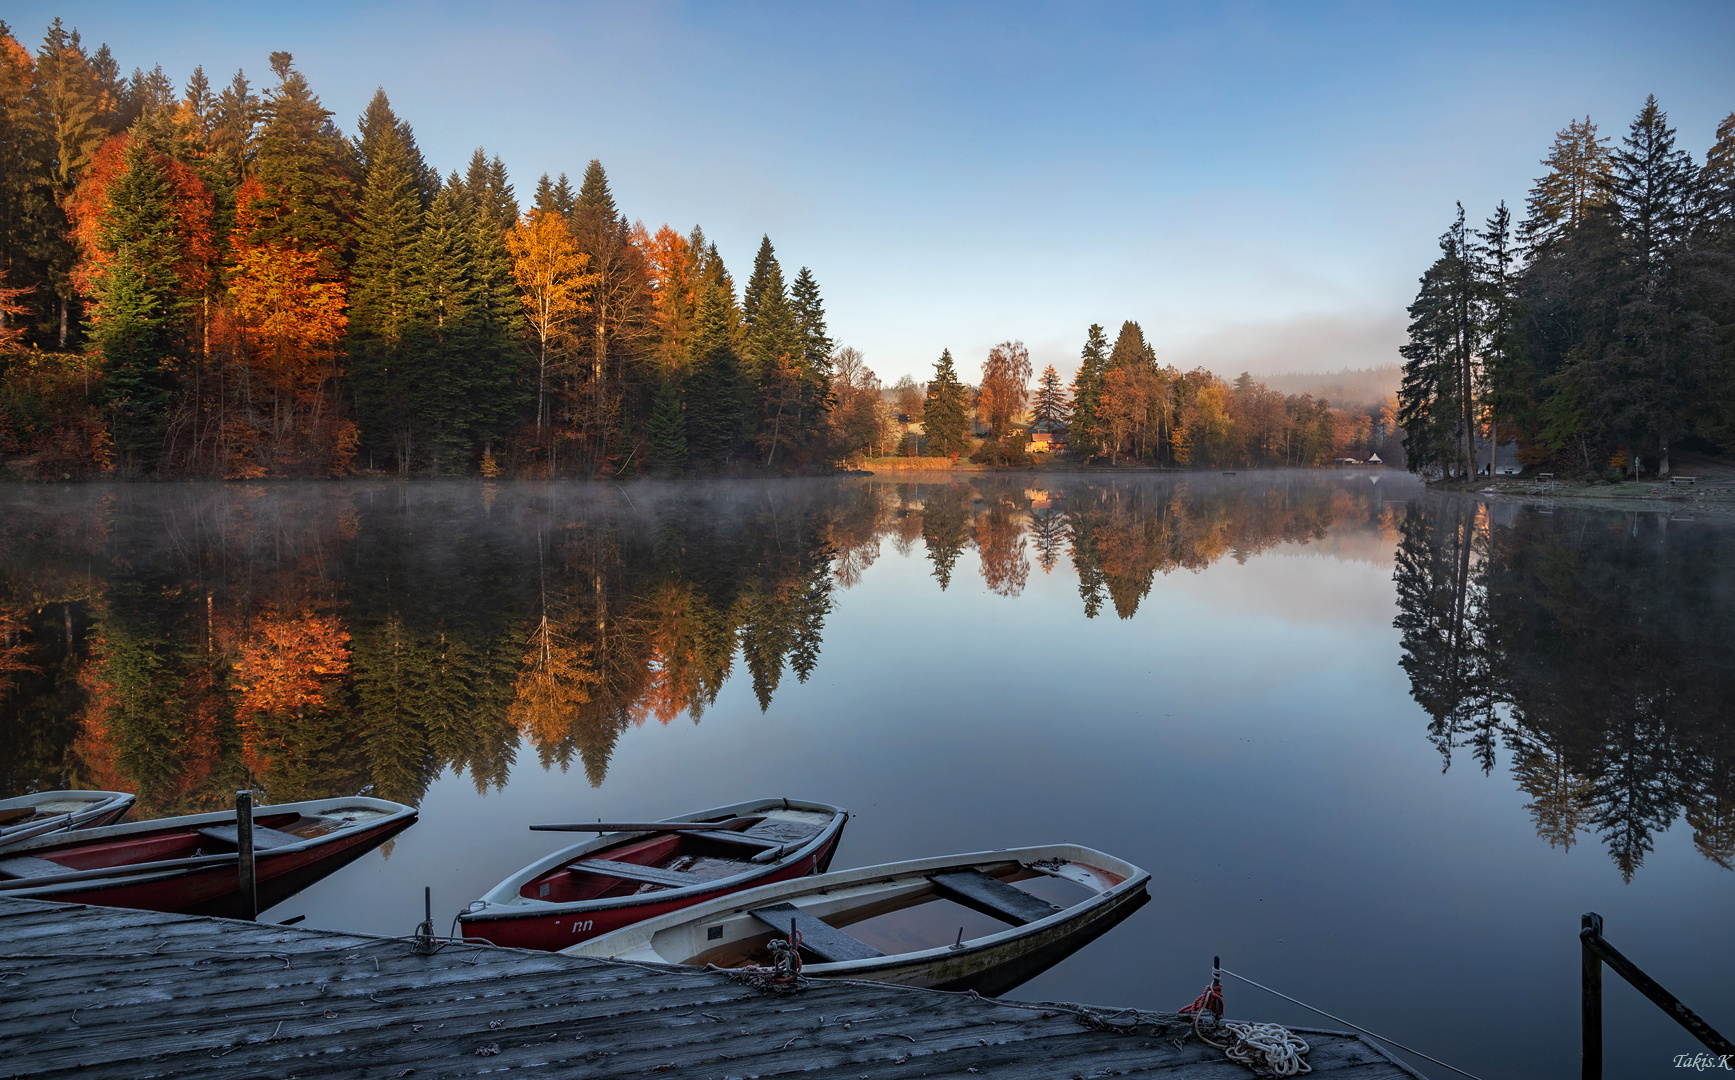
[2,477,1729,881]
[1394,500,1735,879]
[0,476,1394,817]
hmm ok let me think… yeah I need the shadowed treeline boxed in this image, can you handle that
[1394,500,1735,878]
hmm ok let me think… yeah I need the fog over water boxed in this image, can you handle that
[1,473,1730,1079]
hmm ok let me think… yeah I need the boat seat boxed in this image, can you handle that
[740,820,820,844]
[750,902,883,963]
[927,870,1062,926]
[685,829,781,851]
[198,824,302,850]
[569,859,702,889]
[0,855,69,880]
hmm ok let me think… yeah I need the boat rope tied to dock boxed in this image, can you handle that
[1181,957,1311,1078]
[1214,962,1486,1080]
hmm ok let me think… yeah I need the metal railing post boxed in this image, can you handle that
[1581,912,1602,1080]
[236,790,257,922]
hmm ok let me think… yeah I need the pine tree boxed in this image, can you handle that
[1106,320,1149,373]
[788,265,835,435]
[1070,324,1108,458]
[1703,112,1735,244]
[463,166,527,458]
[1520,117,1612,255]
[405,183,481,471]
[686,279,743,462]
[250,52,352,273]
[533,171,574,217]
[1478,201,1523,470]
[461,148,518,235]
[349,89,424,465]
[647,378,687,470]
[90,137,184,470]
[742,235,777,331]
[1399,205,1481,477]
[1032,364,1070,428]
[922,348,969,457]
[1588,96,1702,475]
[35,19,109,191]
[576,159,617,226]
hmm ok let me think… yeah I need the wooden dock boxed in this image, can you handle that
[0,896,1423,1078]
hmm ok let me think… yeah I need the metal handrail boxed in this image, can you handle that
[1581,912,1734,1079]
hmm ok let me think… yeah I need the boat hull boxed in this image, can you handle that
[462,840,838,951]
[460,797,848,952]
[565,844,1152,997]
[831,878,1150,995]
[0,798,416,917]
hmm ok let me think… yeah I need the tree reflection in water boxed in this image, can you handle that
[1,478,1729,881]
[1394,500,1735,878]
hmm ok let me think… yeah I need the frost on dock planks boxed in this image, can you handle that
[0,896,1423,1079]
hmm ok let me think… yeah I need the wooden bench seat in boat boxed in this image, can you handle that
[0,855,68,880]
[739,820,819,844]
[198,824,302,850]
[927,869,1062,926]
[684,829,782,851]
[749,902,884,963]
[569,859,704,889]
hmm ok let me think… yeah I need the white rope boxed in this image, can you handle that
[1215,965,1485,1080]
[1218,1020,1311,1076]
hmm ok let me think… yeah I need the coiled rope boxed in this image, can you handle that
[1214,963,1485,1080]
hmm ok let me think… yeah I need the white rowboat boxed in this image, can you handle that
[563,843,1150,996]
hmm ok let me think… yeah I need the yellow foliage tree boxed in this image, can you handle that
[504,211,597,441]
[508,611,600,747]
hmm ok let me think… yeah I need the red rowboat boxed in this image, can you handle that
[459,797,848,952]
[0,796,416,918]
[0,790,135,848]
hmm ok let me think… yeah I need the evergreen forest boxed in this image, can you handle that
[1399,98,1735,479]
[0,22,837,479]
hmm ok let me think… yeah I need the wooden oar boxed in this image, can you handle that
[530,816,759,833]
[0,806,38,827]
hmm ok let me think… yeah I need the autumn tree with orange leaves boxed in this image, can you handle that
[977,340,1031,439]
[505,209,595,461]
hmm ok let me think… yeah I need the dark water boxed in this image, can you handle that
[1,474,1730,1079]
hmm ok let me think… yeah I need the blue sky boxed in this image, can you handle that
[13,1,1735,383]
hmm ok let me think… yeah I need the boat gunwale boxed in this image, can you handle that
[0,790,137,845]
[461,797,848,923]
[0,796,416,893]
[564,843,1151,974]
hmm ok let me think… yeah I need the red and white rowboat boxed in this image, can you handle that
[459,797,848,952]
[0,790,136,848]
[0,796,416,918]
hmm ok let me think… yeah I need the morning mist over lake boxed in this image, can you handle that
[1,5,1732,1080]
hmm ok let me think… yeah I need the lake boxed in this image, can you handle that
[1,473,1729,1079]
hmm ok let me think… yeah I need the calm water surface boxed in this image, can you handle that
[2,474,1730,1079]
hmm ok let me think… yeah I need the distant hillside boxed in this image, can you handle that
[1261,366,1400,411]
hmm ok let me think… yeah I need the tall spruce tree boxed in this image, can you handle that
[686,279,743,462]
[533,172,574,218]
[251,52,352,274]
[922,348,969,457]
[1399,205,1482,477]
[404,183,481,472]
[348,90,424,466]
[91,137,184,470]
[1032,364,1070,428]
[1588,96,1702,475]
[1478,201,1523,466]
[1520,117,1612,255]
[1070,324,1109,457]
[647,378,687,470]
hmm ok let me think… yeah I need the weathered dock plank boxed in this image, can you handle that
[0,896,1425,1079]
